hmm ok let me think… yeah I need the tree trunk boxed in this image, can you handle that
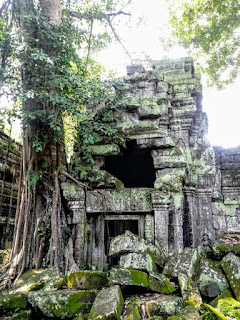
[2,0,76,285]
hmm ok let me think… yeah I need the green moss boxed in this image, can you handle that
[201,311,216,320]
[88,286,124,320]
[27,290,96,318]
[81,144,120,156]
[218,298,240,319]
[129,270,148,287]
[209,290,233,308]
[0,293,27,310]
[148,273,175,294]
[125,298,142,320]
[65,271,108,290]
[109,268,148,287]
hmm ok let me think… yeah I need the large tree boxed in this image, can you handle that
[0,0,131,286]
[168,0,240,88]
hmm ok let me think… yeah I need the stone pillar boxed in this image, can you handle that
[61,182,86,266]
[183,188,198,248]
[144,214,154,243]
[152,191,170,256]
[195,189,215,249]
[172,203,184,253]
[68,198,86,266]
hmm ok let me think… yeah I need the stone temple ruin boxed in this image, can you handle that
[1,58,240,320]
[62,57,240,270]
[1,58,240,270]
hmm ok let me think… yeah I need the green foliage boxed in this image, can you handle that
[168,0,240,88]
[0,0,128,163]
[77,100,124,164]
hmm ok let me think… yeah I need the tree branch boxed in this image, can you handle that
[66,9,132,61]
[106,16,132,61]
[66,9,130,21]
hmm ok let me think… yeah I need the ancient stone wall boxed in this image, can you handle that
[0,132,21,249]
[64,57,240,270]
[1,58,240,270]
[212,147,240,232]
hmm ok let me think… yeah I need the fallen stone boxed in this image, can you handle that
[89,285,124,320]
[0,292,27,310]
[109,231,165,267]
[27,290,96,318]
[197,258,229,298]
[122,296,142,320]
[167,306,201,320]
[10,267,62,293]
[163,248,199,280]
[221,252,240,300]
[148,273,176,294]
[213,231,240,257]
[209,289,234,308]
[120,252,157,273]
[143,294,184,319]
[178,273,202,309]
[65,270,108,290]
[109,268,148,287]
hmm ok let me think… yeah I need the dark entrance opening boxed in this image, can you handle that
[104,219,138,256]
[105,140,156,187]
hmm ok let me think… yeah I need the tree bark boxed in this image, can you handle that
[4,0,74,284]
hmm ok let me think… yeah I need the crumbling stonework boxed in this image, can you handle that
[0,132,21,249]
[1,57,240,272]
[63,57,240,270]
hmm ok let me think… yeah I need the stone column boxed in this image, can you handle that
[61,182,86,266]
[183,187,198,248]
[195,189,215,249]
[68,199,86,266]
[172,206,184,254]
[144,214,154,243]
[152,191,170,256]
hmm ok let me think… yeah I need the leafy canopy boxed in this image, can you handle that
[0,0,129,154]
[168,0,240,88]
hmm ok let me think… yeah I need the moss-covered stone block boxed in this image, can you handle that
[124,297,142,320]
[81,144,120,156]
[65,271,108,290]
[109,231,164,267]
[209,289,233,308]
[119,252,157,274]
[0,292,27,310]
[12,267,62,293]
[145,294,184,319]
[89,285,124,320]
[178,273,202,309]
[109,268,148,287]
[221,253,240,301]
[27,290,96,318]
[148,273,176,294]
[163,248,199,280]
[167,306,201,320]
[213,231,240,257]
[196,258,229,298]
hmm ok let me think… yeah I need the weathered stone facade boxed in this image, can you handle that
[0,132,21,249]
[61,57,240,270]
[1,58,240,270]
